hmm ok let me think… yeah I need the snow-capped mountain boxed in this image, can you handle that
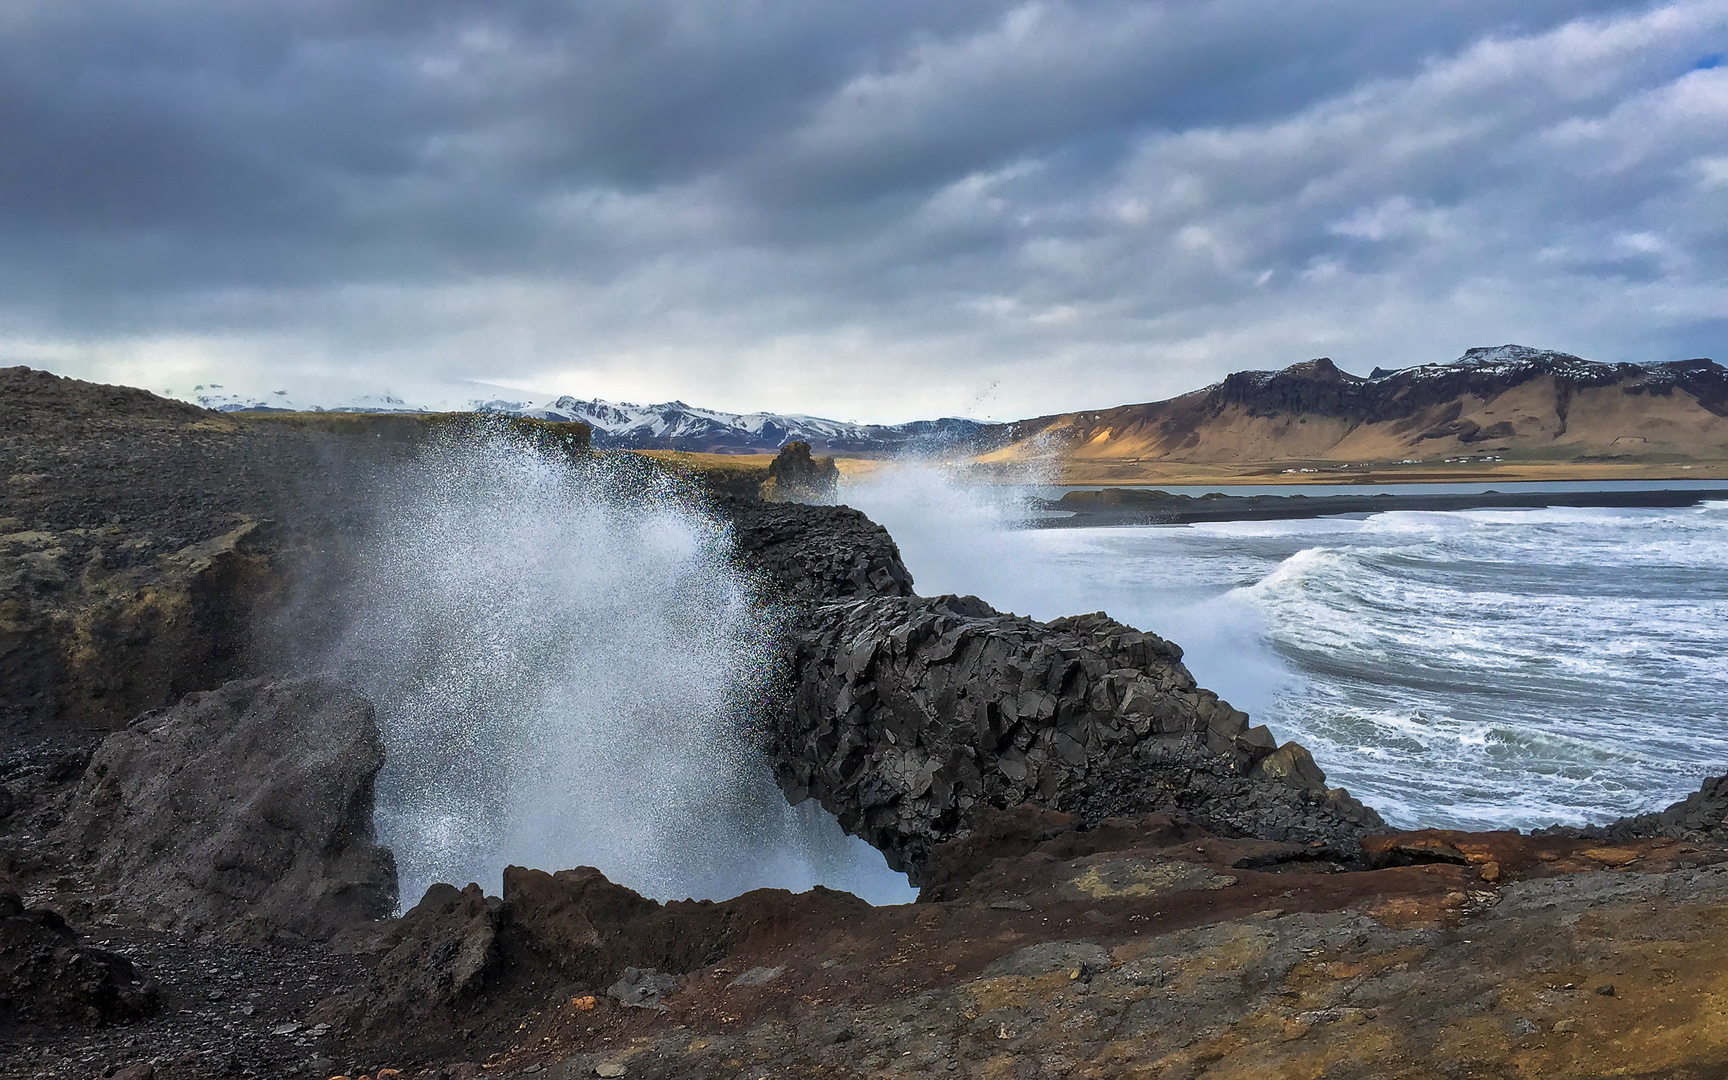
[189,381,988,454]
[192,387,422,414]
[190,344,1721,460]
[1366,344,1630,383]
[472,394,987,453]
[983,344,1728,467]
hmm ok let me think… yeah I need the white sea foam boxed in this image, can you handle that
[337,430,915,907]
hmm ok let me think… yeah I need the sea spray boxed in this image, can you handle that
[334,428,914,906]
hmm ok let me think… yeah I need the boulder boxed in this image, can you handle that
[359,882,507,1016]
[502,865,729,981]
[50,677,398,941]
[0,892,158,1028]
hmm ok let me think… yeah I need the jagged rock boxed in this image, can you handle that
[319,865,871,1050]
[768,594,1381,876]
[760,441,839,503]
[360,882,507,1015]
[722,497,915,602]
[49,677,398,941]
[501,865,732,982]
[1252,743,1329,790]
[0,892,158,1027]
[1586,773,1728,844]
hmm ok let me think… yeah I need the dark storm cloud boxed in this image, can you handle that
[2,1,1724,419]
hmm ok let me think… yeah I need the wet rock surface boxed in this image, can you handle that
[47,677,397,942]
[719,496,914,603]
[773,594,1380,875]
[714,465,1379,877]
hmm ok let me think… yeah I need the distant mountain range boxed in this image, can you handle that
[979,345,1728,476]
[469,395,988,455]
[197,344,1728,469]
[197,388,986,455]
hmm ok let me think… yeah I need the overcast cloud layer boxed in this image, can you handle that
[3,1,1724,421]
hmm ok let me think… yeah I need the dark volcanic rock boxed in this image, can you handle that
[502,865,732,981]
[0,892,158,1029]
[49,677,398,941]
[1586,773,1728,844]
[350,881,508,1019]
[320,865,870,1058]
[760,441,839,503]
[770,593,1381,876]
[0,367,316,737]
[723,496,915,602]
[721,496,1381,876]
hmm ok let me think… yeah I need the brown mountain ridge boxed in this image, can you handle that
[976,344,1728,484]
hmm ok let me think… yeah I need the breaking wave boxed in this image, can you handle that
[842,469,1728,832]
[1229,503,1728,829]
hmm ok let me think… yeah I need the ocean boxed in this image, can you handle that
[843,472,1728,833]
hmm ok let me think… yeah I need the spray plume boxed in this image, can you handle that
[333,428,914,906]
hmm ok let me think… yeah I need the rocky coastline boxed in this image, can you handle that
[774,595,1379,877]
[6,366,1728,1079]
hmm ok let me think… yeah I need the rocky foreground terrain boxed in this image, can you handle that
[6,366,1728,1079]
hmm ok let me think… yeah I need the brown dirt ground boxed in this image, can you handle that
[331,825,1728,1080]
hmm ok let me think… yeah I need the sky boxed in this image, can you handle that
[2,1,1724,423]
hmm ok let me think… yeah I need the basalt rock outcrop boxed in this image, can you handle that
[772,594,1380,876]
[759,441,840,503]
[708,461,1382,877]
[48,676,397,941]
[722,497,915,603]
